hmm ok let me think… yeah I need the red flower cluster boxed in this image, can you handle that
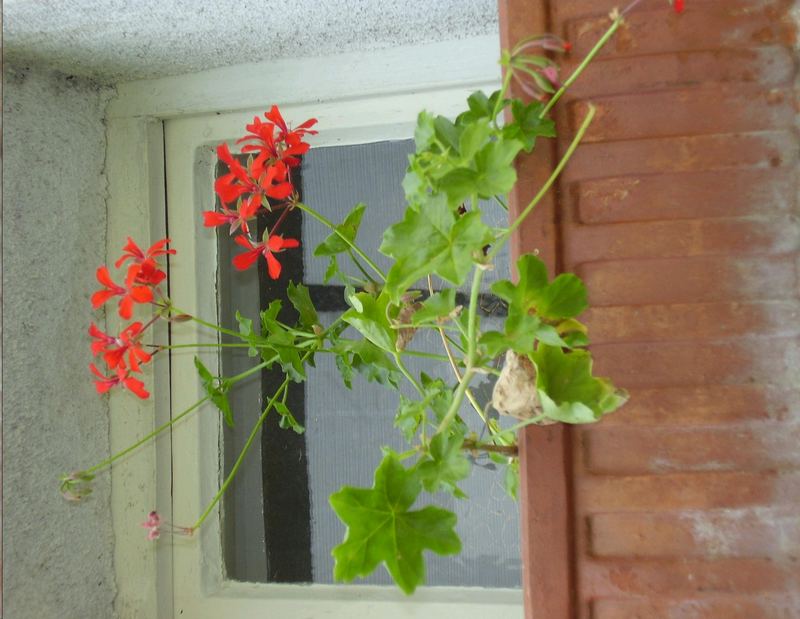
[89,238,175,399]
[203,105,315,279]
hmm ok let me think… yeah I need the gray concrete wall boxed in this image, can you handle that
[3,64,117,618]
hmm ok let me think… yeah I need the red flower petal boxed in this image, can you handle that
[130,286,154,303]
[124,376,150,399]
[96,266,117,289]
[91,290,117,309]
[118,297,134,320]
[232,250,259,271]
[674,0,684,12]
[265,252,282,279]
[266,182,294,200]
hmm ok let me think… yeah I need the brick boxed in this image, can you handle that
[581,558,800,597]
[581,302,800,344]
[590,596,800,619]
[588,508,800,558]
[572,168,796,224]
[577,255,799,306]
[568,87,797,143]
[552,0,792,21]
[565,47,796,99]
[564,219,800,263]
[596,385,800,426]
[562,132,798,181]
[590,337,799,388]
[566,4,795,58]
[577,471,800,511]
[582,424,800,474]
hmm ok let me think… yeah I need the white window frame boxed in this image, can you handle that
[106,35,523,619]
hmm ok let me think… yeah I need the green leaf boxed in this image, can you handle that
[330,453,461,594]
[530,345,628,424]
[414,110,436,151]
[492,254,588,322]
[503,99,556,152]
[194,357,234,427]
[274,401,304,434]
[458,118,492,160]
[314,203,367,257]
[433,116,460,152]
[415,433,470,498]
[503,459,520,500]
[287,282,319,330]
[260,304,306,382]
[234,311,260,357]
[411,289,458,325]
[334,339,401,388]
[471,138,523,197]
[342,291,396,352]
[381,193,493,302]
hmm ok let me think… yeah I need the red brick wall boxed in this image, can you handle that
[501,1,800,617]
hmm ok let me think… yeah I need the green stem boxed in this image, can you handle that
[539,17,622,118]
[490,104,596,261]
[347,248,378,286]
[150,342,254,350]
[168,306,243,340]
[491,68,514,128]
[190,319,343,531]
[435,267,484,435]
[191,377,291,530]
[294,202,386,282]
[84,396,210,475]
[503,412,549,435]
[394,353,424,396]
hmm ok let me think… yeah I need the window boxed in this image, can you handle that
[219,140,521,588]
[107,35,520,617]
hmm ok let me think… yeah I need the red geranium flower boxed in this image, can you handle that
[215,143,293,206]
[102,322,152,373]
[232,233,300,279]
[91,265,154,320]
[115,237,175,269]
[203,194,260,235]
[89,363,150,399]
[89,322,117,356]
[238,106,317,168]
[673,0,684,12]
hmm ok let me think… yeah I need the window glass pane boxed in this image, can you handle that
[219,140,520,588]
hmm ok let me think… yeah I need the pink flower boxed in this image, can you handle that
[141,511,162,541]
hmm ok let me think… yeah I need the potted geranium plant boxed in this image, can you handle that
[63,0,684,595]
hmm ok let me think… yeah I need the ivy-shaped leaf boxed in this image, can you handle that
[194,357,234,427]
[381,193,493,303]
[314,203,367,257]
[530,344,628,424]
[330,453,461,594]
[503,99,556,152]
[287,282,319,330]
[342,291,396,352]
[334,338,401,388]
[492,254,588,323]
[234,310,260,357]
[411,288,458,325]
[274,400,304,434]
[415,433,471,498]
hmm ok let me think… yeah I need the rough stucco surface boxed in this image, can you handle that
[3,65,117,618]
[3,0,498,83]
